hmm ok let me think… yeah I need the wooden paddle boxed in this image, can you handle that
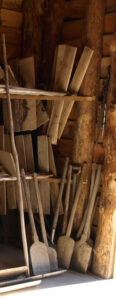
[33,172,58,272]
[76,163,97,239]
[21,169,50,275]
[71,164,102,273]
[56,163,87,269]
[51,157,69,244]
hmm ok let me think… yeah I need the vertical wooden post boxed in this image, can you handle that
[92,34,116,279]
[72,0,105,232]
[22,0,44,80]
[39,0,65,89]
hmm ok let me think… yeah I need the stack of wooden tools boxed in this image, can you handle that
[0,31,101,288]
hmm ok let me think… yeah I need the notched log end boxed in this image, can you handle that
[110,33,116,53]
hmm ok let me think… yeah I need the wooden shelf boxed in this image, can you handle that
[0,173,73,183]
[0,85,96,102]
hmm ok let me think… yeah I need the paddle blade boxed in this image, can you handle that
[47,247,58,272]
[30,242,50,275]
[56,236,75,269]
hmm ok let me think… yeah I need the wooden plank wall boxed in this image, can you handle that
[0,0,23,61]
[56,0,116,174]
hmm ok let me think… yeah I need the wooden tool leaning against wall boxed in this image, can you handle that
[2,33,30,277]
[33,173,58,272]
[71,164,102,273]
[76,163,97,240]
[56,163,87,269]
[21,169,50,275]
[51,157,69,244]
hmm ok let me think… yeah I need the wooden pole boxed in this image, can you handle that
[92,34,116,279]
[2,34,30,276]
[72,0,105,232]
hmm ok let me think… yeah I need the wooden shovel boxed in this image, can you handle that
[21,169,50,275]
[56,163,87,269]
[33,172,58,272]
[51,157,69,244]
[76,163,97,239]
[62,165,72,235]
[2,33,29,277]
[70,164,101,273]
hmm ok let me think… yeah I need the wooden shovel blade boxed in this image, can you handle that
[71,241,92,273]
[56,236,75,269]
[47,246,58,272]
[30,241,50,275]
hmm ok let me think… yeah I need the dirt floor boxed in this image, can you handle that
[1,270,115,300]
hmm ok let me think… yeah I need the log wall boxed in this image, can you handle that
[0,0,23,61]
[57,0,116,168]
[55,0,116,237]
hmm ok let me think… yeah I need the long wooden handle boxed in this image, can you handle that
[33,173,48,247]
[76,163,97,239]
[51,157,69,243]
[21,169,39,243]
[66,163,87,237]
[62,165,72,235]
[82,164,101,241]
[2,34,29,276]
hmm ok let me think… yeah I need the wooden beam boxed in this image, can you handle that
[0,27,21,45]
[0,86,96,101]
[92,34,116,279]
[39,0,65,88]
[62,34,113,57]
[0,0,23,10]
[0,9,23,28]
[64,0,116,19]
[71,0,105,232]
[62,12,116,42]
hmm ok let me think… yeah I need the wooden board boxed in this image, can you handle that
[0,45,21,63]
[1,0,23,10]
[0,27,21,45]
[12,57,48,131]
[62,33,113,57]
[37,136,50,214]
[18,56,37,131]
[48,139,63,214]
[100,56,111,78]
[58,46,93,139]
[19,99,37,131]
[18,56,35,88]
[36,100,49,128]
[5,134,17,209]
[23,133,37,212]
[62,12,116,42]
[64,0,116,19]
[0,9,23,28]
[23,134,34,173]
[15,135,27,170]
[47,44,77,144]
[0,126,6,215]
[57,138,104,164]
